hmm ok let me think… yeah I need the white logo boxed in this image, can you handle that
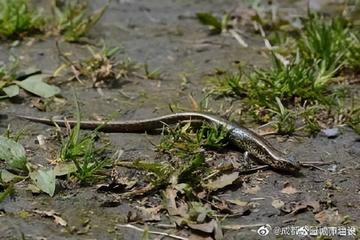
[297,226,309,236]
[257,225,271,236]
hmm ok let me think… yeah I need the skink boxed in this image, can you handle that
[18,112,300,172]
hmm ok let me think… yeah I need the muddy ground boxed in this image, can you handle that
[0,0,359,239]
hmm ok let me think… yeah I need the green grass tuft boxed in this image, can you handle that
[196,12,230,34]
[207,11,360,135]
[52,1,109,42]
[0,0,44,38]
[59,96,111,184]
[247,57,336,108]
[298,14,349,72]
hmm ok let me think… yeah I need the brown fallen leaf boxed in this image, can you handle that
[226,199,249,207]
[187,202,213,223]
[97,177,137,193]
[31,98,46,111]
[281,202,307,214]
[272,199,285,209]
[243,184,261,194]
[163,187,189,217]
[196,190,207,200]
[212,199,249,216]
[304,199,321,213]
[203,172,240,191]
[281,182,299,194]
[315,209,343,225]
[127,205,162,223]
[188,221,214,233]
[256,127,278,136]
[164,188,179,216]
[281,198,321,215]
[213,219,224,240]
[187,219,223,240]
[33,209,67,226]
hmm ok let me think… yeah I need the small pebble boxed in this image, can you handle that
[320,128,339,139]
[327,164,337,172]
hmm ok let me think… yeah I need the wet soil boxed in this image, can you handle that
[0,0,359,239]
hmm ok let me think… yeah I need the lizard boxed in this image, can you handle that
[18,112,300,172]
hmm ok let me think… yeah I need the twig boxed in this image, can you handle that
[203,165,269,182]
[222,223,266,230]
[300,163,329,171]
[300,161,335,171]
[299,161,334,166]
[116,224,188,240]
[254,22,289,66]
[229,29,248,47]
[250,197,266,201]
[155,223,177,229]
[258,131,279,136]
[349,79,360,84]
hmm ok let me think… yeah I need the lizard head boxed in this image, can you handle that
[275,154,300,173]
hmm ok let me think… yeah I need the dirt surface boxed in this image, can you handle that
[1,0,360,239]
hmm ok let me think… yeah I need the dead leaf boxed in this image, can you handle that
[203,172,240,191]
[315,209,343,225]
[272,199,285,209]
[33,210,67,226]
[27,184,41,194]
[54,162,77,176]
[172,215,216,240]
[281,198,321,215]
[213,199,250,216]
[304,199,321,213]
[213,219,224,240]
[196,190,207,199]
[257,127,278,136]
[176,201,189,218]
[243,185,260,194]
[134,206,162,222]
[162,187,189,218]
[164,188,179,216]
[127,205,162,223]
[31,98,46,111]
[185,219,223,240]
[281,201,307,214]
[227,199,248,207]
[188,94,199,110]
[53,215,67,226]
[212,200,231,214]
[188,221,214,233]
[187,202,214,223]
[97,177,137,193]
[281,182,299,194]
